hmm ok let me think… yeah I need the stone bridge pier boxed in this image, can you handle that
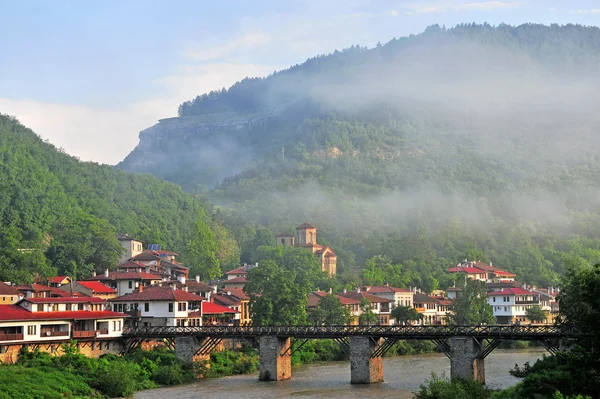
[349,336,384,384]
[174,336,201,364]
[449,337,486,383]
[259,336,292,381]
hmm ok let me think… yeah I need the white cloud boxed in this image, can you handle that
[406,1,523,14]
[0,62,279,165]
[185,33,271,62]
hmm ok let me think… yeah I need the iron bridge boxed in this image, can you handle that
[122,324,577,340]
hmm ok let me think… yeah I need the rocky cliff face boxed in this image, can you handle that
[118,112,278,190]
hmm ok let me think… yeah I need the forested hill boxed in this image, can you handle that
[0,114,239,283]
[119,23,600,288]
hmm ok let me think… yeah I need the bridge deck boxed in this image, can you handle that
[123,325,576,340]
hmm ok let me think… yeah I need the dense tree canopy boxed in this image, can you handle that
[0,114,237,283]
[244,245,324,325]
[446,279,495,325]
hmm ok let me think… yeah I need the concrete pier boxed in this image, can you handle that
[449,337,485,383]
[174,336,201,363]
[259,336,292,381]
[349,336,384,384]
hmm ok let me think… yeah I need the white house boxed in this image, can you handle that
[0,297,128,345]
[84,270,163,296]
[487,287,541,324]
[109,285,204,327]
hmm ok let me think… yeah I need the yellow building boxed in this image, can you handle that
[0,282,20,304]
[276,222,337,277]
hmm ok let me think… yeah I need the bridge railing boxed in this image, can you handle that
[122,324,578,339]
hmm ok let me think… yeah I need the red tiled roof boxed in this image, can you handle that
[48,276,70,283]
[47,287,80,298]
[77,281,117,294]
[213,295,240,307]
[339,292,392,303]
[117,261,146,269]
[147,250,179,256]
[225,266,248,275]
[185,280,214,292]
[447,267,486,274]
[22,297,106,304]
[222,288,249,301]
[337,295,361,305]
[85,271,163,281]
[488,288,536,296]
[202,301,239,314]
[367,286,412,294]
[223,276,248,284]
[493,270,516,277]
[297,222,316,229]
[0,282,19,296]
[15,283,52,292]
[110,286,205,302]
[0,305,127,321]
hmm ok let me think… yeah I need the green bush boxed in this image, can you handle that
[93,360,140,397]
[414,373,491,399]
[0,365,97,399]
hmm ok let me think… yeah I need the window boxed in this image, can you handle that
[178,302,187,311]
[144,303,149,312]
[78,303,84,310]
[128,281,133,289]
[113,321,116,331]
[168,303,174,312]
[504,307,508,312]
[492,297,496,302]
[52,304,58,312]
[27,325,36,335]
[37,304,43,312]
[66,304,72,311]
[2,297,5,302]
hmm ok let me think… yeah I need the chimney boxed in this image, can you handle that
[178,275,186,285]
[184,286,188,292]
[490,261,493,267]
[104,269,109,278]
[170,283,176,290]
[139,284,143,293]
[212,285,218,293]
[145,266,150,274]
[384,282,389,287]
[343,288,347,294]
[328,287,332,294]
[92,270,96,277]
[195,275,200,283]
[356,287,360,294]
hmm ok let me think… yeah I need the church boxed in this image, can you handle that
[275,222,337,277]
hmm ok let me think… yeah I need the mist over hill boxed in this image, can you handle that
[119,23,600,288]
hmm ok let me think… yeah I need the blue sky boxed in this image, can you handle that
[1,0,599,164]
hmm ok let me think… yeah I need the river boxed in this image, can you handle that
[136,349,545,399]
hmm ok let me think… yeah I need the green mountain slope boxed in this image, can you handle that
[0,114,238,283]
[118,24,600,288]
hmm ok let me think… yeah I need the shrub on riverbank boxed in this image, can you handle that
[199,348,260,377]
[415,373,491,399]
[1,342,194,398]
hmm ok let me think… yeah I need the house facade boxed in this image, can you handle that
[0,297,127,346]
[109,285,204,327]
[487,288,542,324]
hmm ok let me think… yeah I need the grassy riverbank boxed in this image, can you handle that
[0,343,194,398]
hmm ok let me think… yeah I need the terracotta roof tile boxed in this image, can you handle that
[110,286,204,302]
[223,276,248,284]
[0,305,127,321]
[77,281,117,294]
[0,282,19,296]
[202,302,239,314]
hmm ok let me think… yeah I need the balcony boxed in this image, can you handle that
[41,331,69,337]
[0,333,24,342]
[73,330,99,338]
[515,300,540,305]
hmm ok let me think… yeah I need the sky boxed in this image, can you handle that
[1,0,599,165]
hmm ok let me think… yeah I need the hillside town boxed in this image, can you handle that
[0,223,559,351]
